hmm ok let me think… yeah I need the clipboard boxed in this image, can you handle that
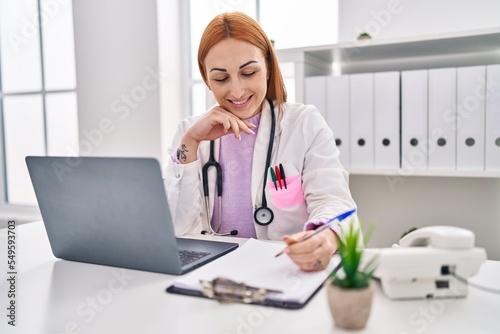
[166,239,339,309]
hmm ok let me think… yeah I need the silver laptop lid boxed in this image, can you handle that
[25,156,217,275]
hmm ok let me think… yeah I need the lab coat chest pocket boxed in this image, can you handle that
[265,163,309,235]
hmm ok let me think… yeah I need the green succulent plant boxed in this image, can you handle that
[357,32,372,39]
[329,222,377,289]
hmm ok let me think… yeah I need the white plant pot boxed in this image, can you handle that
[326,282,374,330]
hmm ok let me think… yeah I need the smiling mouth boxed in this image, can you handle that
[229,95,252,106]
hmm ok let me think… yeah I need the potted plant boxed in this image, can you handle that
[357,32,372,40]
[326,222,377,330]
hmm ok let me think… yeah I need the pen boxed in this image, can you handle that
[274,208,357,257]
[270,167,278,191]
[274,166,282,189]
[279,163,287,189]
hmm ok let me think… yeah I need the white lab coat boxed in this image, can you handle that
[165,101,357,241]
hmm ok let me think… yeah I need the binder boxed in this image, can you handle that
[485,64,500,171]
[401,70,428,171]
[456,66,486,171]
[167,239,338,309]
[374,71,400,170]
[327,75,350,169]
[428,68,457,170]
[305,76,327,119]
[350,73,374,169]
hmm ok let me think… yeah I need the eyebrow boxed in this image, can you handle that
[209,60,258,73]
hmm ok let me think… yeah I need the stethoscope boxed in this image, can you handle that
[201,98,276,236]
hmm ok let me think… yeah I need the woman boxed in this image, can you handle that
[166,11,358,272]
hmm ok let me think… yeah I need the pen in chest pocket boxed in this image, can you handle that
[269,163,288,191]
[279,163,287,189]
[274,166,282,189]
[269,167,278,191]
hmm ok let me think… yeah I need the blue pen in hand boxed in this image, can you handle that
[274,208,357,257]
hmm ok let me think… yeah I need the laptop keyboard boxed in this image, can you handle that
[178,249,211,266]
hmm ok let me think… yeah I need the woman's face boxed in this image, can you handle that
[204,38,268,119]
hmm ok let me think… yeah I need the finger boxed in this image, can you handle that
[291,255,325,272]
[241,120,256,135]
[221,117,232,134]
[246,121,257,128]
[287,234,322,254]
[227,117,242,140]
[281,233,308,256]
[287,245,323,264]
[230,117,257,138]
[295,251,331,272]
[309,257,330,271]
[286,239,333,271]
[282,233,305,246]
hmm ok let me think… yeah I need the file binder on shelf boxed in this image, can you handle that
[327,75,350,169]
[305,76,327,119]
[486,65,500,171]
[401,70,428,171]
[456,66,486,171]
[428,68,457,170]
[350,73,374,169]
[167,239,337,309]
[374,71,400,170]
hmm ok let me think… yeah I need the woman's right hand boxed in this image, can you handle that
[187,105,256,142]
[177,106,256,164]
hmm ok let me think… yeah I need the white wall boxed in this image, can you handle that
[72,0,162,160]
[339,0,500,42]
[351,176,500,259]
[338,0,500,259]
[157,0,185,165]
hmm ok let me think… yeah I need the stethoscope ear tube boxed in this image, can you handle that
[254,98,276,226]
[202,140,222,197]
[202,98,277,229]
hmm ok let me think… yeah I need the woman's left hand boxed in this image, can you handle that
[282,228,337,272]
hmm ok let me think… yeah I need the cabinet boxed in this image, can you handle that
[275,27,500,178]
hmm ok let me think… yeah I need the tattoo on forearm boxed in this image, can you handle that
[177,144,189,162]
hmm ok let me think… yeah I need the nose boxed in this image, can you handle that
[230,78,245,99]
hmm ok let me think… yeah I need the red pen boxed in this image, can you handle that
[274,166,282,189]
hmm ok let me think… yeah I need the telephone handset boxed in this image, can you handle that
[398,226,475,249]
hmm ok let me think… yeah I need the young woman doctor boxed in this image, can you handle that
[166,12,358,272]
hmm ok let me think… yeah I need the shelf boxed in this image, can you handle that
[275,28,500,161]
[277,27,500,62]
[276,27,500,74]
[348,169,500,178]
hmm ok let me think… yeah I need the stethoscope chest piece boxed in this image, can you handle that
[254,206,274,226]
[202,98,277,230]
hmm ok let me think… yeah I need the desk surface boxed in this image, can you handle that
[0,221,499,334]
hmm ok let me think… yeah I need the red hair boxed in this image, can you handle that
[198,12,287,111]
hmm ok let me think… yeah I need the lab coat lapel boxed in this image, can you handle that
[251,101,281,210]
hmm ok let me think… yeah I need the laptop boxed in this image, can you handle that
[25,156,238,275]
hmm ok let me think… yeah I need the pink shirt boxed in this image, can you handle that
[211,113,262,238]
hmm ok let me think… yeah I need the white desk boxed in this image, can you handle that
[0,221,499,334]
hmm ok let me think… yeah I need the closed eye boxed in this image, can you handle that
[242,72,256,77]
[214,77,229,82]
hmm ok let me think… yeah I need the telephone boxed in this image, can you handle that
[363,226,487,300]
